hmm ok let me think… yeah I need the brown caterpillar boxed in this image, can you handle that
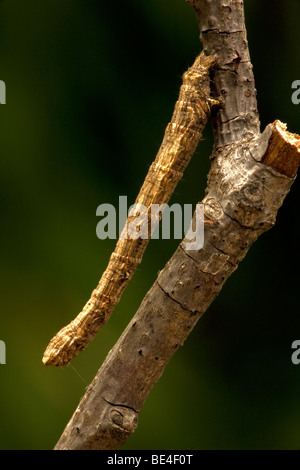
[43,53,217,366]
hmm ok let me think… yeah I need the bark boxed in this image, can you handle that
[189,0,261,148]
[54,0,300,450]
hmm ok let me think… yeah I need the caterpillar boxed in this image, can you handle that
[43,52,217,366]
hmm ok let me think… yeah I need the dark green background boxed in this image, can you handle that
[0,0,299,450]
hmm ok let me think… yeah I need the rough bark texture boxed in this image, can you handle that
[189,0,260,147]
[54,0,300,450]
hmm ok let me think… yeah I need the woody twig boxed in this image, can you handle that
[53,0,300,450]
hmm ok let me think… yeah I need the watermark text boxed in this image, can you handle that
[0,80,6,104]
[291,80,300,104]
[96,196,204,251]
[291,340,300,365]
[0,340,6,364]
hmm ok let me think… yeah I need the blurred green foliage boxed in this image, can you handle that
[0,0,299,450]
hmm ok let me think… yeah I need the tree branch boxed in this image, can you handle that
[189,0,260,147]
[54,0,300,450]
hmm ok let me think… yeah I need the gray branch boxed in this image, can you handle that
[54,0,300,450]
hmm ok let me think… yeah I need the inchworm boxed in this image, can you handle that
[43,53,217,366]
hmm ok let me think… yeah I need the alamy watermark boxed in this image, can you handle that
[291,80,300,104]
[0,80,6,104]
[291,340,300,365]
[0,340,6,365]
[96,196,204,251]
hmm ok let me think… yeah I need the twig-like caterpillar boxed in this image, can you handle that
[43,53,217,366]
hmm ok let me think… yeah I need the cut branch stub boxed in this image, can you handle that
[260,121,300,178]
